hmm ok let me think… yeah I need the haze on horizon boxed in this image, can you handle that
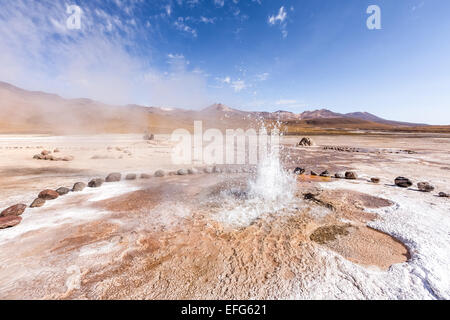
[0,0,449,125]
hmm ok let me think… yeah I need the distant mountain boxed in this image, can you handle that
[344,112,427,127]
[0,81,440,134]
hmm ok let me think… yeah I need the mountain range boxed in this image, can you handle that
[0,81,445,134]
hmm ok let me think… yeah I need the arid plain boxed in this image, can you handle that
[0,132,449,299]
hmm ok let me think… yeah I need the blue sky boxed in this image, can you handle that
[0,0,449,124]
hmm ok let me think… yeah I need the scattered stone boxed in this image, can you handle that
[33,154,44,160]
[438,192,449,198]
[204,167,213,174]
[177,169,188,176]
[310,171,317,176]
[140,173,151,179]
[298,137,314,147]
[1,204,27,217]
[30,198,46,208]
[56,187,70,196]
[188,168,198,175]
[345,171,358,180]
[72,182,86,192]
[334,173,344,179]
[125,174,137,180]
[38,189,59,200]
[213,166,222,174]
[371,177,380,184]
[41,150,50,156]
[303,193,335,211]
[88,178,104,188]
[106,172,122,182]
[0,216,22,229]
[417,182,434,192]
[154,170,165,177]
[143,131,155,141]
[293,167,305,175]
[395,177,412,188]
[320,170,330,177]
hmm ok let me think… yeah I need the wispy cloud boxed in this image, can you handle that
[268,6,289,38]
[0,0,209,108]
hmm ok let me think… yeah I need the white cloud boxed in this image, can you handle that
[0,1,209,108]
[214,0,225,8]
[268,6,289,38]
[165,5,172,16]
[231,80,246,92]
[200,16,216,24]
[174,17,198,37]
[256,73,269,81]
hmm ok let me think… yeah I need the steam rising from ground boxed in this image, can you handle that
[214,146,297,228]
[0,0,210,108]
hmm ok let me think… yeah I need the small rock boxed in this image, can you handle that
[38,190,59,200]
[125,174,137,180]
[188,168,198,175]
[88,178,104,188]
[177,169,188,176]
[395,177,412,188]
[310,171,317,176]
[154,170,165,177]
[298,137,314,147]
[320,170,330,177]
[417,182,434,192]
[293,167,305,175]
[106,172,122,182]
[30,198,46,208]
[0,216,22,229]
[1,204,27,217]
[44,155,54,161]
[33,154,44,160]
[438,192,449,198]
[213,166,222,174]
[41,150,50,156]
[204,167,213,174]
[56,187,70,196]
[54,148,60,153]
[62,156,73,161]
[334,173,344,179]
[72,182,86,192]
[143,131,155,141]
[345,171,358,180]
[371,177,380,184]
[140,173,151,179]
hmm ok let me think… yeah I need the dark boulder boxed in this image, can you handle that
[88,178,104,188]
[154,170,165,177]
[30,198,46,208]
[177,169,188,176]
[125,173,137,180]
[0,216,22,229]
[334,173,344,179]
[395,177,412,188]
[38,190,59,200]
[345,171,357,180]
[106,172,122,182]
[438,192,449,198]
[293,167,305,175]
[417,182,434,192]
[72,182,86,192]
[140,173,151,179]
[1,204,27,217]
[310,171,317,176]
[56,187,70,196]
[371,177,380,184]
[320,170,330,177]
[298,137,314,147]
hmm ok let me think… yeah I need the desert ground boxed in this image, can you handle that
[0,133,449,299]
